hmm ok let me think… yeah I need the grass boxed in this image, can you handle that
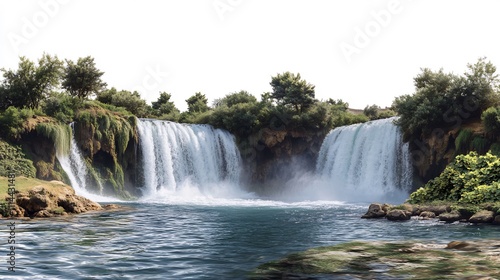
[0,176,71,203]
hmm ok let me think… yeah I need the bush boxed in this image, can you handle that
[482,106,500,136]
[408,152,500,204]
[0,106,34,140]
[41,92,80,123]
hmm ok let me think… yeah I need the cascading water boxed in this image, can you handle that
[56,123,111,202]
[137,119,245,201]
[315,117,413,202]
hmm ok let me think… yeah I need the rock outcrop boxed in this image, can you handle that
[2,178,102,218]
[362,203,500,225]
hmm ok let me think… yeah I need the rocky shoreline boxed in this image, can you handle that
[1,176,121,218]
[362,203,500,224]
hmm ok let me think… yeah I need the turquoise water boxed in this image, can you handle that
[1,201,498,279]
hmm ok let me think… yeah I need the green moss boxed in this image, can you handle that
[35,123,71,155]
[455,128,473,155]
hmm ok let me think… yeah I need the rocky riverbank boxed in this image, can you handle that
[362,203,500,224]
[252,239,500,279]
[0,176,118,218]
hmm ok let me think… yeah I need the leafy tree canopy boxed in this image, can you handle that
[1,54,63,110]
[152,91,180,120]
[270,72,316,114]
[62,56,107,99]
[186,92,209,113]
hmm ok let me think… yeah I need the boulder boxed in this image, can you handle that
[493,215,500,225]
[419,211,436,220]
[469,210,495,224]
[438,211,463,222]
[386,209,411,221]
[361,203,387,219]
[417,205,450,216]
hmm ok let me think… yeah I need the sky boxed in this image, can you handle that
[1,0,500,112]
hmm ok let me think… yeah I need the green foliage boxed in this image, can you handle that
[490,143,500,156]
[455,129,473,155]
[363,104,380,120]
[481,106,500,136]
[0,106,34,140]
[0,54,63,110]
[151,91,180,121]
[41,91,81,123]
[0,140,37,178]
[408,152,500,204]
[470,136,490,154]
[96,88,150,117]
[62,56,107,99]
[186,92,209,113]
[393,58,500,141]
[269,72,316,114]
[35,123,71,155]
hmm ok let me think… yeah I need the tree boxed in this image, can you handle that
[186,92,209,113]
[217,90,257,108]
[110,90,150,117]
[363,104,380,120]
[62,56,107,99]
[1,54,63,109]
[269,72,315,114]
[152,91,180,119]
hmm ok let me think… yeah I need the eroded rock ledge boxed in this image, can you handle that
[362,203,500,224]
[1,177,110,218]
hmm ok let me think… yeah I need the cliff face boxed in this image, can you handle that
[238,127,328,192]
[409,119,487,185]
[73,106,139,198]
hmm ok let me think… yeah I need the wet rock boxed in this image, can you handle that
[386,209,411,221]
[361,203,387,218]
[34,210,53,218]
[493,215,500,225]
[417,205,450,216]
[469,210,495,224]
[419,211,436,220]
[438,211,463,222]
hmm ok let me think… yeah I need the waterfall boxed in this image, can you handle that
[137,119,243,200]
[315,117,413,202]
[56,123,110,201]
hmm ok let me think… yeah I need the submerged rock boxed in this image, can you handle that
[361,203,387,218]
[469,210,495,223]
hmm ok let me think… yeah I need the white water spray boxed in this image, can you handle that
[137,119,245,201]
[315,117,413,202]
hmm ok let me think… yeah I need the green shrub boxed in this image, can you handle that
[0,107,34,140]
[41,92,81,123]
[408,151,500,204]
[482,106,500,136]
[470,136,490,154]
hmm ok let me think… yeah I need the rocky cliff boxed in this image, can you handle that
[238,127,328,193]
